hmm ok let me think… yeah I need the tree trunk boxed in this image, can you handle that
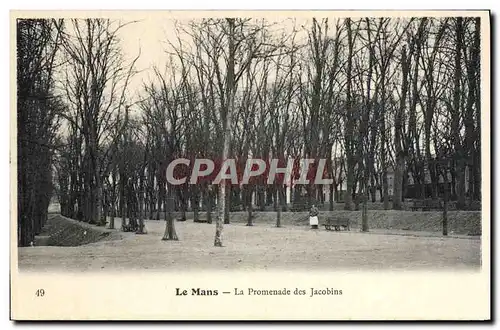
[465,17,481,206]
[156,181,163,220]
[214,181,227,246]
[361,184,368,232]
[472,18,481,202]
[109,204,115,230]
[442,167,449,236]
[120,175,127,230]
[258,186,265,211]
[137,171,146,234]
[424,90,438,200]
[162,185,178,240]
[329,183,334,211]
[147,165,156,220]
[393,46,409,210]
[453,17,466,209]
[109,172,117,229]
[224,185,230,224]
[380,71,389,210]
[344,18,354,211]
[192,185,200,222]
[179,187,187,221]
[409,19,426,201]
[214,18,236,247]
[246,185,253,226]
[275,185,282,228]
[281,186,288,211]
[100,191,108,226]
[206,185,213,224]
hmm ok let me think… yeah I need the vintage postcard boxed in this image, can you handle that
[10,10,490,320]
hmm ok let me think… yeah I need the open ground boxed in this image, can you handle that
[18,215,481,272]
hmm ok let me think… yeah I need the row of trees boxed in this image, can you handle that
[17,16,482,246]
[17,19,63,246]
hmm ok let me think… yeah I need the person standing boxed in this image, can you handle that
[309,204,319,229]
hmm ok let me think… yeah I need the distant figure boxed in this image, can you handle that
[309,205,319,229]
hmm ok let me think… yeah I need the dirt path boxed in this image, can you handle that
[18,218,481,272]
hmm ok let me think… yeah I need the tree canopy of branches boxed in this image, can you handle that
[18,16,483,247]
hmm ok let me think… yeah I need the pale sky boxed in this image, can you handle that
[113,14,338,105]
[117,17,175,99]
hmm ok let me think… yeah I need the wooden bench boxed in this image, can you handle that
[411,199,442,211]
[323,217,350,231]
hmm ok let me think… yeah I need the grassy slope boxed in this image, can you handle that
[188,210,482,235]
[38,214,123,246]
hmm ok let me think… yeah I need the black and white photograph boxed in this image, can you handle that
[10,9,491,320]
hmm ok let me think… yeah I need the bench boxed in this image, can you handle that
[323,217,350,231]
[411,199,442,211]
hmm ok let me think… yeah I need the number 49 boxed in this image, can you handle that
[35,289,45,297]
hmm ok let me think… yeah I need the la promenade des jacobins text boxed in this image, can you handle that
[176,287,343,298]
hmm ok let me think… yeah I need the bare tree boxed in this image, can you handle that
[58,19,139,225]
